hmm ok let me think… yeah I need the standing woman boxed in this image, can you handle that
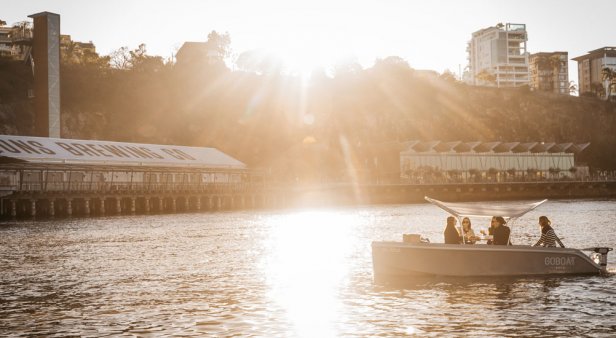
[533,216,565,248]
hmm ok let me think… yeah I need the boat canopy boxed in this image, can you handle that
[425,196,547,219]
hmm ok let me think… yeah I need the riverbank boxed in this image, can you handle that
[2,180,615,219]
[280,180,616,207]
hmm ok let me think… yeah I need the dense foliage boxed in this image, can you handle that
[1,39,615,181]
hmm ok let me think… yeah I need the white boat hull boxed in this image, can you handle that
[372,242,603,279]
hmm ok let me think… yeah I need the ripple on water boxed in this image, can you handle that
[1,201,616,336]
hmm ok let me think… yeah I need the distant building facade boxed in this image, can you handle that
[400,141,589,182]
[529,52,569,94]
[0,22,33,61]
[59,34,98,63]
[466,23,530,88]
[176,42,224,67]
[572,47,616,98]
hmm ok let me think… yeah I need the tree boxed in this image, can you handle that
[602,67,616,101]
[0,20,6,26]
[332,57,363,77]
[590,82,605,99]
[373,56,411,70]
[235,49,283,75]
[130,43,164,72]
[476,69,496,86]
[468,168,480,182]
[534,54,564,92]
[568,81,578,95]
[440,70,458,83]
[109,46,132,69]
[487,167,499,181]
[447,169,461,181]
[205,30,232,64]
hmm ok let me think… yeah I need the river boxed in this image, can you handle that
[1,199,615,337]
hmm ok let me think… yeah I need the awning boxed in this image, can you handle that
[425,196,547,219]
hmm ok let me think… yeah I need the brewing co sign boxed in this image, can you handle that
[0,135,245,169]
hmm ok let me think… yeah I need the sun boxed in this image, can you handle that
[243,19,358,78]
[266,39,348,78]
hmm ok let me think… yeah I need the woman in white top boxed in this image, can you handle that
[459,217,478,244]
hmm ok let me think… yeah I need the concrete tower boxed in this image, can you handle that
[28,12,61,138]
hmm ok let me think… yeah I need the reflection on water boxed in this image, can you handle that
[264,211,356,337]
[1,200,615,336]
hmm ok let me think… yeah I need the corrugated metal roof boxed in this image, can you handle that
[0,135,246,170]
[401,140,589,154]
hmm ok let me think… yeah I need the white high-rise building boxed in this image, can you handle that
[466,23,530,87]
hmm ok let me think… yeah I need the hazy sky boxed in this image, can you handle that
[4,0,615,82]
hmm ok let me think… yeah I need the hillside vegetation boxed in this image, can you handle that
[1,51,615,179]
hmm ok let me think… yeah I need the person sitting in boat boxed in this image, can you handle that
[492,216,511,245]
[480,217,497,244]
[533,216,565,248]
[444,216,461,244]
[458,217,478,244]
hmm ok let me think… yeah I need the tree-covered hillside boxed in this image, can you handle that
[1,42,615,179]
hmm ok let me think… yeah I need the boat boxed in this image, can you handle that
[372,197,613,280]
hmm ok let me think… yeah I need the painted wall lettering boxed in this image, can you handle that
[0,140,20,154]
[56,142,84,156]
[99,145,130,158]
[86,144,113,157]
[27,141,56,155]
[0,135,245,168]
[9,140,41,154]
[72,143,100,157]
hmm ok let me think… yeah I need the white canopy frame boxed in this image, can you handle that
[425,196,548,245]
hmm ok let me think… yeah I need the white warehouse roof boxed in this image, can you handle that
[0,135,246,170]
[401,140,589,154]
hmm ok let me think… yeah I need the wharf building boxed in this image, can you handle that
[572,47,616,98]
[529,52,569,94]
[400,141,589,182]
[0,135,268,218]
[466,23,530,88]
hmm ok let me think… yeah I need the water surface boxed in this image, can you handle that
[1,199,615,336]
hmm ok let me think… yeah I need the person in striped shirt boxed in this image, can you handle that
[533,216,565,248]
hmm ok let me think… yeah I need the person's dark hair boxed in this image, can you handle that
[494,216,506,226]
[539,216,551,227]
[447,216,456,226]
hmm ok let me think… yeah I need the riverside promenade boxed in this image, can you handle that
[3,178,615,219]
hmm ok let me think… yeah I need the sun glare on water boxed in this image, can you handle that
[263,210,358,337]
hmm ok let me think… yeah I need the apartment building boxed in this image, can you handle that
[0,22,33,61]
[529,52,569,94]
[467,23,530,87]
[176,42,225,67]
[572,47,616,97]
[60,34,98,63]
